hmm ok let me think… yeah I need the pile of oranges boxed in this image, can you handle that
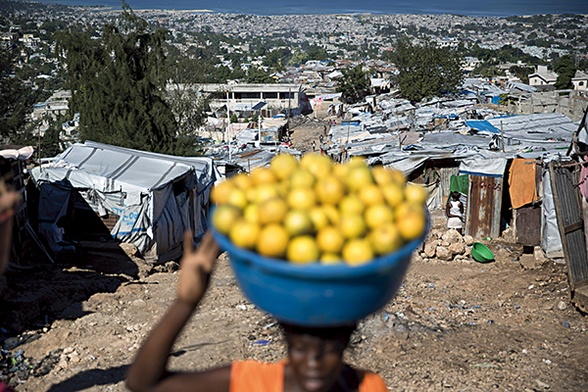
[211,153,428,265]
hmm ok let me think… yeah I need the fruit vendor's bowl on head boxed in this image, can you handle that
[211,153,429,326]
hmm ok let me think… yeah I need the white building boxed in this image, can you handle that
[528,65,558,87]
[572,70,588,91]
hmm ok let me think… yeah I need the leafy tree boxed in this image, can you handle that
[475,64,506,79]
[39,116,66,158]
[288,49,309,67]
[553,55,575,90]
[336,65,370,104]
[509,65,534,84]
[245,66,275,84]
[0,46,34,143]
[390,37,464,103]
[306,45,329,61]
[230,113,238,123]
[55,4,185,155]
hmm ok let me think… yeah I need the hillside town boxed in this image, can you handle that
[1,0,588,391]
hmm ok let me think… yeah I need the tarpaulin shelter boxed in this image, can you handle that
[30,141,220,262]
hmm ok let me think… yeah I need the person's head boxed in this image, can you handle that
[450,191,460,201]
[281,322,356,392]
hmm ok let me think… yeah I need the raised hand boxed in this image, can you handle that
[177,231,221,307]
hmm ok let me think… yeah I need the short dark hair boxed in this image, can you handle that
[280,322,356,342]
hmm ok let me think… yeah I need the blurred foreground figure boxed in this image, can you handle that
[126,231,387,392]
[0,183,20,392]
[0,181,19,274]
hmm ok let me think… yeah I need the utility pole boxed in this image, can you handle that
[287,87,291,135]
[258,111,262,149]
[226,90,232,162]
[500,120,505,152]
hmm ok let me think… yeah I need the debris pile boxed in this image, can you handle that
[419,228,475,263]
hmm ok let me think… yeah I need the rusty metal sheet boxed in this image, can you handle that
[465,176,503,239]
[514,205,542,246]
[549,162,588,292]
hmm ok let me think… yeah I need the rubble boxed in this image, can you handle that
[420,229,476,263]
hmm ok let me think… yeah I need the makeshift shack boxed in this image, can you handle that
[30,141,219,262]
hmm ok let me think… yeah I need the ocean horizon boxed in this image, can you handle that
[33,0,588,17]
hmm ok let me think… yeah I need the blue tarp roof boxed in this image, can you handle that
[465,120,501,134]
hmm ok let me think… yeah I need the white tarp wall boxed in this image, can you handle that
[31,141,219,262]
[541,168,563,256]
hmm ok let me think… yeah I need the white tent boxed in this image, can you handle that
[30,141,220,262]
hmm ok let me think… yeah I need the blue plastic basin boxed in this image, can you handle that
[212,217,428,327]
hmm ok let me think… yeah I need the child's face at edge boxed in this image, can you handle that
[286,332,348,392]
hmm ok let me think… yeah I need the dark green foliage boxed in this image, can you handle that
[0,46,34,142]
[391,37,464,103]
[306,45,329,61]
[509,65,535,84]
[40,118,65,158]
[336,65,370,104]
[474,65,506,79]
[245,66,275,84]
[553,55,576,90]
[463,44,542,67]
[55,5,185,155]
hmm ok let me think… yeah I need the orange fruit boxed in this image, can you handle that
[212,204,242,235]
[369,223,403,255]
[322,204,340,225]
[287,187,316,210]
[284,210,314,236]
[309,207,329,231]
[395,206,426,241]
[381,182,405,208]
[315,176,345,205]
[250,167,277,185]
[342,239,374,265]
[210,180,235,204]
[258,197,288,225]
[358,184,384,206]
[270,153,299,180]
[372,166,393,186]
[254,183,280,204]
[404,183,428,205]
[287,236,320,264]
[256,224,290,258]
[316,226,345,254]
[320,253,343,265]
[389,169,406,185]
[232,173,252,190]
[289,169,316,189]
[229,219,260,249]
[300,153,332,179]
[338,213,367,239]
[346,156,367,168]
[364,203,394,229]
[339,194,364,215]
[345,165,374,192]
[332,163,349,179]
[226,188,248,210]
[243,204,261,224]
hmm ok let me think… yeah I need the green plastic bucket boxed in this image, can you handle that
[471,242,494,263]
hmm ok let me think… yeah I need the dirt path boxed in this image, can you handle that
[1,210,586,391]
